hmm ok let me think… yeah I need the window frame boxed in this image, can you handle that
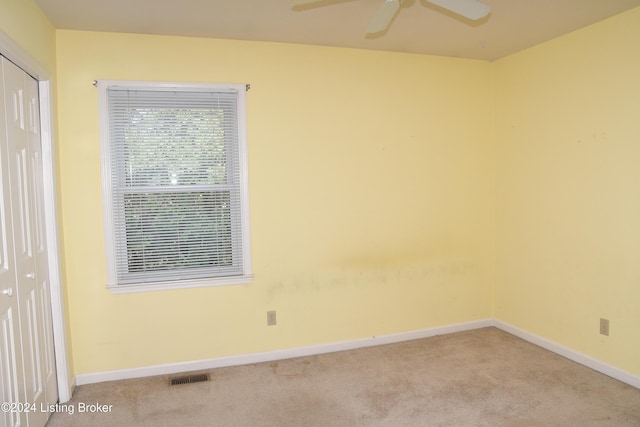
[97,80,253,294]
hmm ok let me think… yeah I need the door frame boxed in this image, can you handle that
[0,30,72,403]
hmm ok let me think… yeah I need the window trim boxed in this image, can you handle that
[97,80,253,294]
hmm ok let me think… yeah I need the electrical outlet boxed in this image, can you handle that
[599,318,609,336]
[267,310,277,326]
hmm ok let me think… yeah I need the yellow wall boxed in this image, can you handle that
[55,31,494,374]
[494,7,640,374]
[0,0,55,72]
[16,2,638,380]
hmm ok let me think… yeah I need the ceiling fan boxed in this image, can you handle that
[291,0,492,34]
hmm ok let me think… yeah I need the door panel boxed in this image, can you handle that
[13,148,32,262]
[0,310,23,427]
[24,288,43,399]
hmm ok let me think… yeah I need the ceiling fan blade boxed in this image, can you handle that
[291,0,326,6]
[426,0,491,20]
[366,0,401,34]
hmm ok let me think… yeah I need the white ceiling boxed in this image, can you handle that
[35,0,640,61]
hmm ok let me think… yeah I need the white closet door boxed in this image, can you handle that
[0,56,57,427]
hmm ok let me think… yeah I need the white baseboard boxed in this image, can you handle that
[75,318,493,386]
[75,318,640,390]
[493,319,640,389]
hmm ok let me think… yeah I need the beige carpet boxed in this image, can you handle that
[46,328,640,426]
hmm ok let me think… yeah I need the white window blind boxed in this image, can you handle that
[98,81,252,291]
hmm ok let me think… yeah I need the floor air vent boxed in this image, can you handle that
[169,373,210,386]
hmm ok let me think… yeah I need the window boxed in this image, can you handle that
[98,81,252,293]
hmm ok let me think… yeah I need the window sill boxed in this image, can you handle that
[107,274,254,294]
